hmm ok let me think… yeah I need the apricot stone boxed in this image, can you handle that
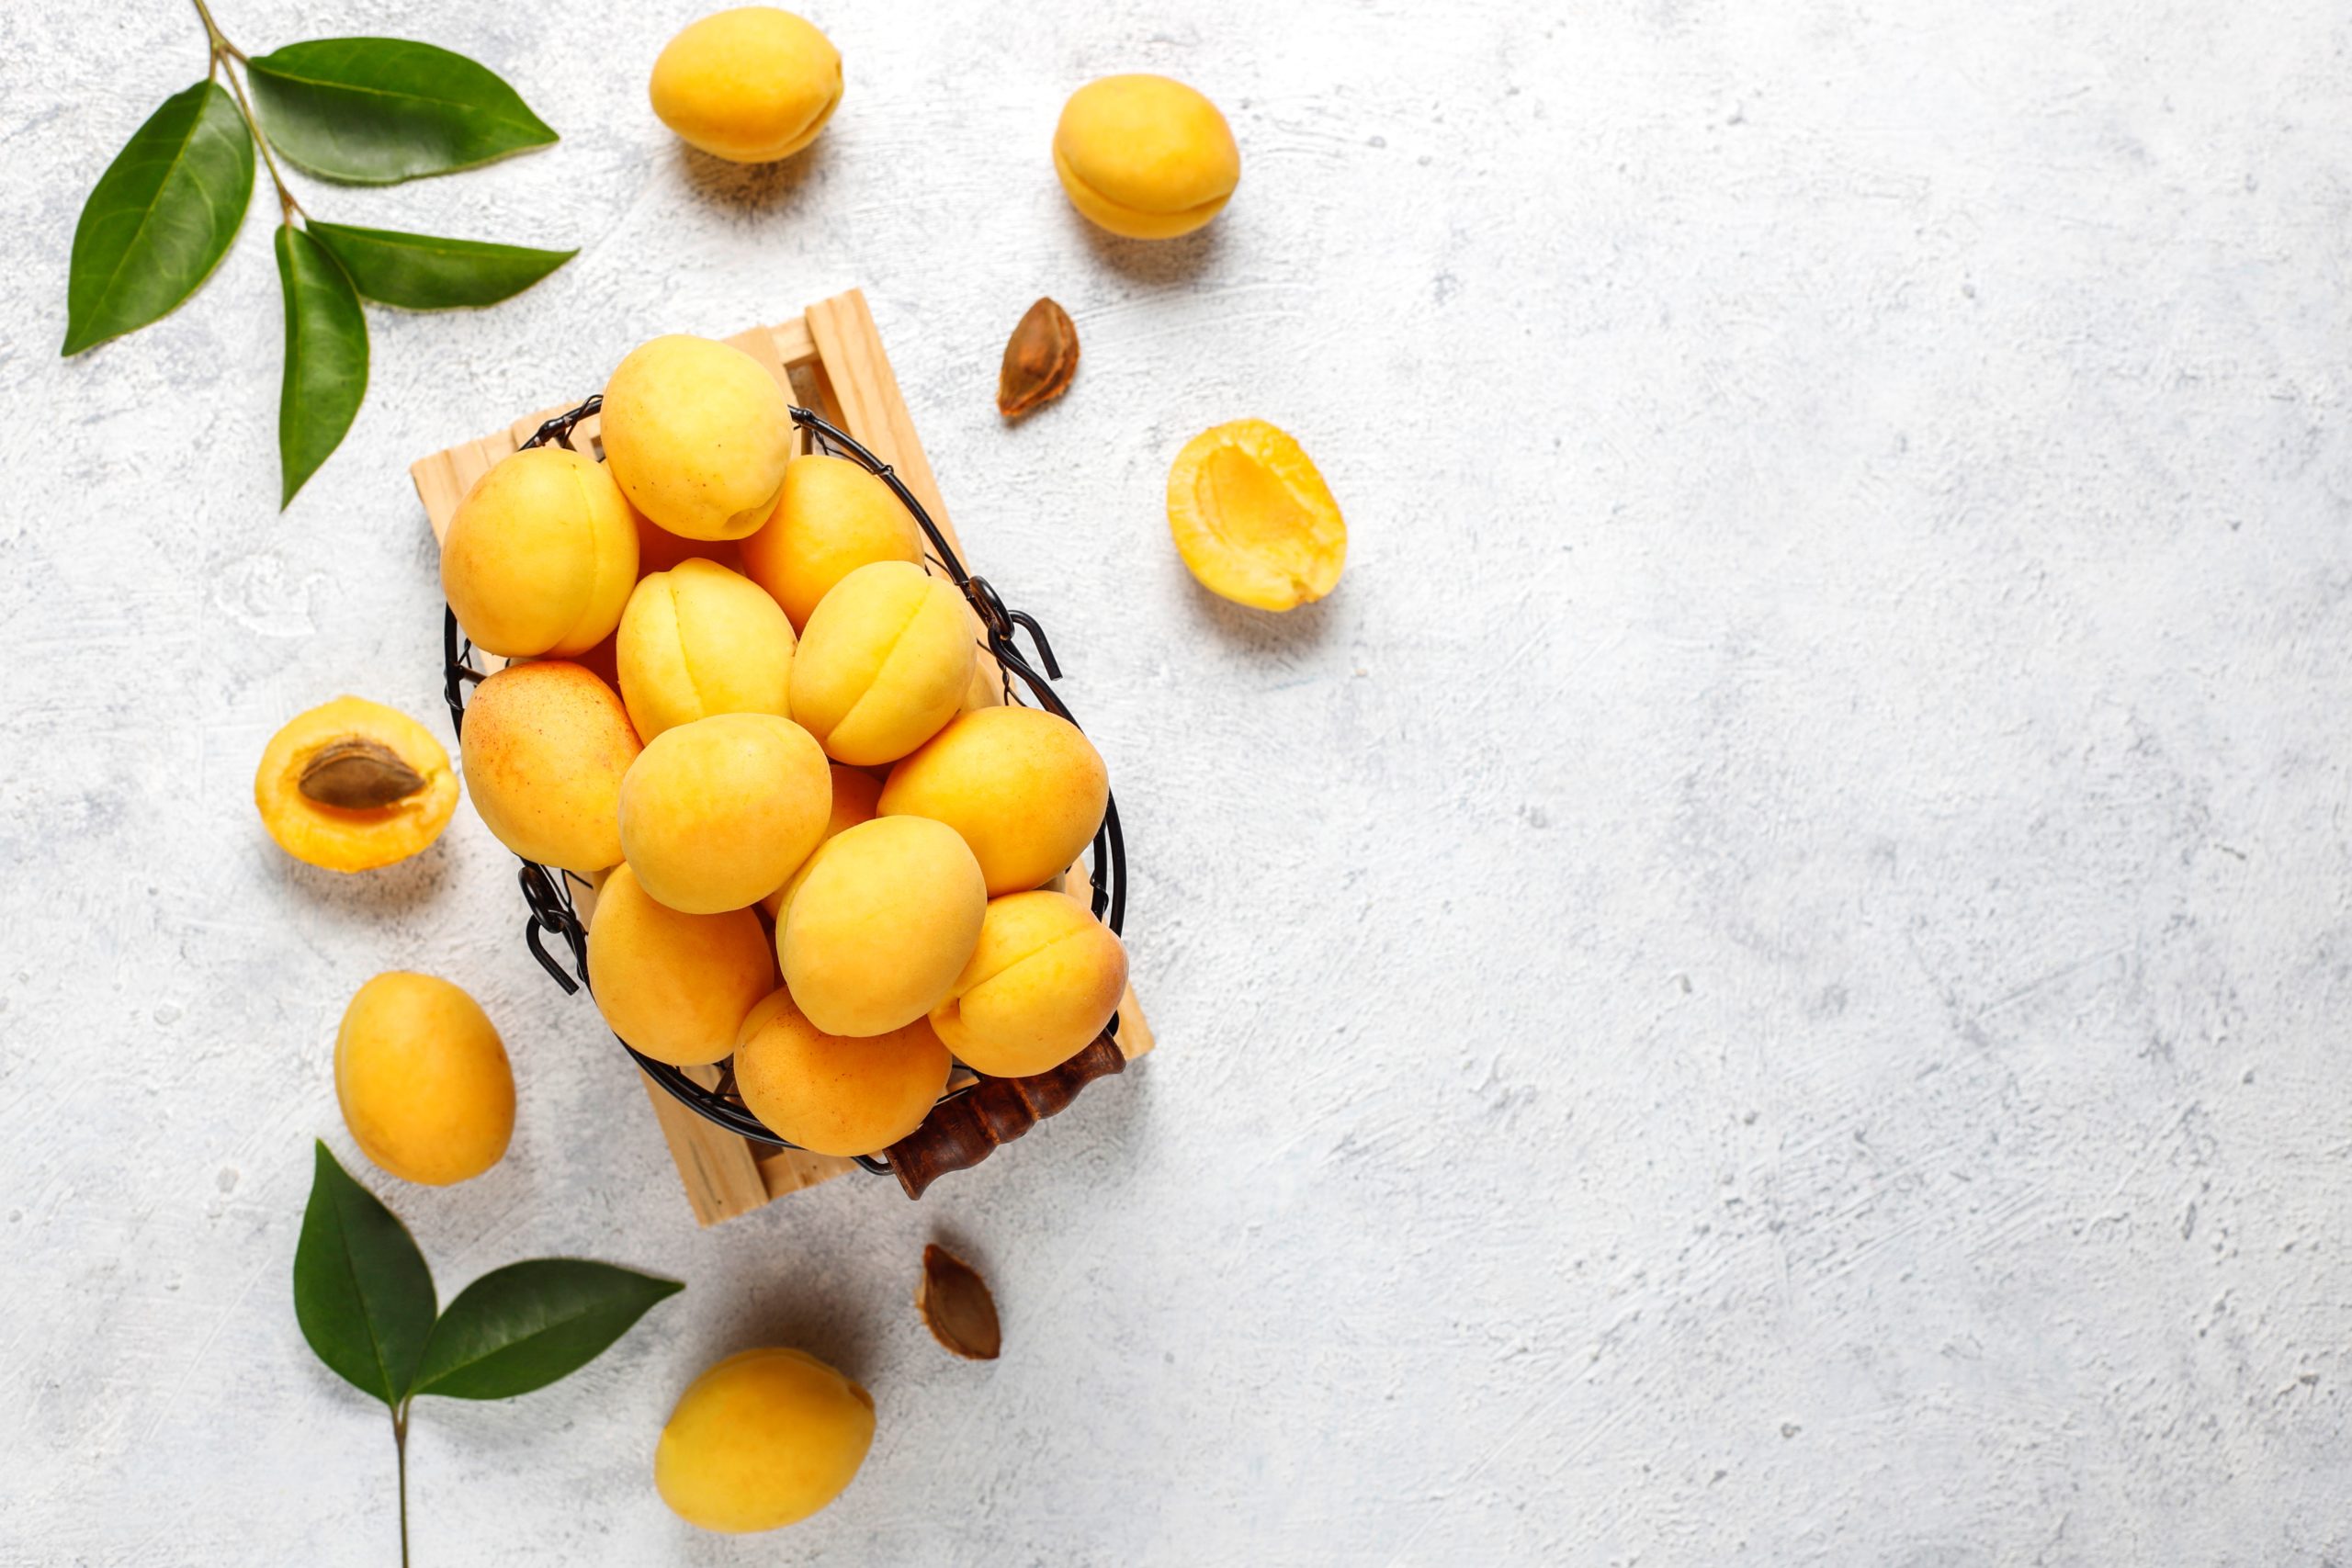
[880,705,1108,897]
[1167,418,1346,611]
[656,1348,874,1533]
[789,560,977,766]
[780,816,985,1037]
[255,696,458,873]
[650,8,842,164]
[761,763,882,921]
[1054,74,1240,240]
[618,714,831,914]
[601,335,792,541]
[440,446,639,659]
[732,988,949,1156]
[739,454,924,630]
[616,558,797,742]
[931,890,1127,1077]
[586,864,774,1066]
[460,662,641,875]
[335,972,514,1186]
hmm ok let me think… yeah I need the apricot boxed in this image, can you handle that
[616,558,797,743]
[880,706,1108,897]
[656,1348,873,1533]
[600,335,792,541]
[255,696,458,873]
[761,764,881,921]
[586,864,773,1066]
[618,714,831,914]
[931,890,1127,1077]
[635,509,740,577]
[1167,418,1346,611]
[1054,74,1240,240]
[780,817,985,1037]
[739,454,923,630]
[440,446,639,658]
[335,972,514,1186]
[460,662,641,875]
[732,988,949,1156]
[650,8,842,164]
[789,560,977,765]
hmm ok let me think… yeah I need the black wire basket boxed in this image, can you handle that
[442,396,1127,1183]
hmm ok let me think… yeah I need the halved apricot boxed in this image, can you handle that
[254,696,458,873]
[1165,419,1346,611]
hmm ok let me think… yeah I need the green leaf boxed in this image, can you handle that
[275,227,368,507]
[307,221,573,310]
[292,1142,436,1407]
[246,38,557,185]
[62,80,254,355]
[411,1260,683,1401]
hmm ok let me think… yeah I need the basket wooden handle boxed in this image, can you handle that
[886,1034,1127,1199]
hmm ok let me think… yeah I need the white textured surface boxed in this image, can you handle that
[5,0,2351,1561]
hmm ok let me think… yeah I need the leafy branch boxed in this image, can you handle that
[294,1143,682,1567]
[63,2,576,505]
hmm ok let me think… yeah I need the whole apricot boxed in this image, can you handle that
[255,696,458,873]
[880,705,1108,897]
[441,446,640,659]
[761,763,882,920]
[650,8,842,164]
[601,335,793,541]
[781,816,985,1037]
[616,558,797,743]
[1167,418,1346,611]
[656,1348,874,1533]
[931,890,1128,1078]
[732,988,949,1156]
[739,454,923,630]
[789,560,977,766]
[460,662,641,875]
[618,714,831,914]
[586,864,774,1066]
[1054,74,1240,240]
[336,972,514,1185]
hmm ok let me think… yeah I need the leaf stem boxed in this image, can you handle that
[190,0,298,221]
[393,1403,412,1568]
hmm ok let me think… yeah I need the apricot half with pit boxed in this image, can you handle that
[336,972,514,1186]
[656,1348,874,1532]
[1054,74,1239,240]
[731,988,949,1156]
[1166,418,1346,611]
[600,335,793,541]
[255,696,458,873]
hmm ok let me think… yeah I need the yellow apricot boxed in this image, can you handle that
[1166,418,1346,611]
[635,509,740,578]
[880,706,1107,897]
[780,816,985,1037]
[616,558,797,742]
[931,890,1127,1077]
[761,764,881,921]
[601,335,793,541]
[732,988,948,1156]
[255,696,458,873]
[460,662,641,875]
[335,972,514,1186]
[1054,74,1239,240]
[739,455,923,630]
[656,1348,874,1533]
[618,714,831,914]
[789,560,977,765]
[441,446,640,659]
[586,864,773,1066]
[650,8,842,164]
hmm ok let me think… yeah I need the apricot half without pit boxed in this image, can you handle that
[1167,418,1347,611]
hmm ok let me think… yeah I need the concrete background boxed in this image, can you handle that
[4,0,2349,1562]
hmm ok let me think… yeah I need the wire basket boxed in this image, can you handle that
[441,395,1128,1183]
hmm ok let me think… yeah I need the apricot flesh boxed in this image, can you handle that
[732,988,949,1156]
[880,705,1108,897]
[789,560,977,766]
[931,890,1128,1077]
[739,454,924,630]
[616,558,797,742]
[441,446,640,659]
[1166,418,1346,611]
[335,972,514,1186]
[459,662,641,875]
[780,816,985,1037]
[618,714,831,914]
[656,1348,874,1533]
[650,8,842,164]
[586,864,774,1066]
[600,335,793,541]
[255,696,458,873]
[762,763,881,921]
[1054,74,1240,240]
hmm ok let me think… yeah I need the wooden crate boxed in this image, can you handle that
[410,288,1153,1225]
